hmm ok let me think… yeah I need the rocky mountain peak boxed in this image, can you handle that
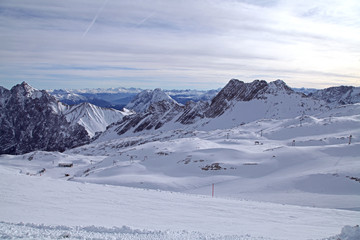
[204,79,297,118]
[263,79,294,95]
[0,82,90,155]
[205,79,268,118]
[9,82,56,106]
[125,88,179,113]
[11,82,39,98]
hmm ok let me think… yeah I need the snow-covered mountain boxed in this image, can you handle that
[1,79,360,240]
[99,79,329,139]
[63,102,133,138]
[309,85,360,106]
[125,88,181,113]
[200,79,329,130]
[0,82,90,155]
[0,82,137,154]
[292,87,318,95]
[165,89,220,104]
[49,89,87,104]
[105,90,184,137]
[47,87,143,110]
[48,87,219,110]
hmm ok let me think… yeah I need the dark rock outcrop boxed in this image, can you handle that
[204,79,293,118]
[115,98,184,135]
[0,82,90,155]
[176,101,210,124]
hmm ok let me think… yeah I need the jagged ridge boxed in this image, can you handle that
[309,86,360,106]
[0,82,90,155]
[125,88,180,113]
[63,102,132,138]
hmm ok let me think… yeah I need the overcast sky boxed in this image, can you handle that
[0,0,359,90]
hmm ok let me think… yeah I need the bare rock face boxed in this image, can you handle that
[204,79,264,118]
[176,101,210,124]
[204,79,294,118]
[0,82,90,155]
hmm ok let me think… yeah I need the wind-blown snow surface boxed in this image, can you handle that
[0,166,359,240]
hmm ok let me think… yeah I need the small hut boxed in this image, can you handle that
[58,163,73,168]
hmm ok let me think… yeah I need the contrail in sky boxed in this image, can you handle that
[82,0,109,38]
[136,12,156,27]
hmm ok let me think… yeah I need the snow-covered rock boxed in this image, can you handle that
[327,225,360,240]
[201,80,329,130]
[49,89,87,103]
[0,82,90,155]
[110,98,183,136]
[47,87,142,110]
[176,100,210,124]
[165,89,219,104]
[292,87,318,95]
[100,79,330,138]
[125,88,180,113]
[63,102,133,138]
[309,86,360,106]
[204,79,294,118]
[48,87,218,109]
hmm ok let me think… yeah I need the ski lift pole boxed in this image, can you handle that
[349,135,352,145]
[212,183,214,198]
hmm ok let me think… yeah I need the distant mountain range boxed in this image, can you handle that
[309,86,360,106]
[47,87,220,110]
[1,79,359,154]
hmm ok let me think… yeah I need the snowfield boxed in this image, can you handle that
[0,166,359,240]
[1,103,360,239]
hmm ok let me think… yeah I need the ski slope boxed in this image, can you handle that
[0,166,359,240]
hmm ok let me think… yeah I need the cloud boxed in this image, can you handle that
[0,0,359,89]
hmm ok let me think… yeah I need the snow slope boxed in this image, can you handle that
[2,104,359,210]
[0,166,359,240]
[63,102,133,137]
